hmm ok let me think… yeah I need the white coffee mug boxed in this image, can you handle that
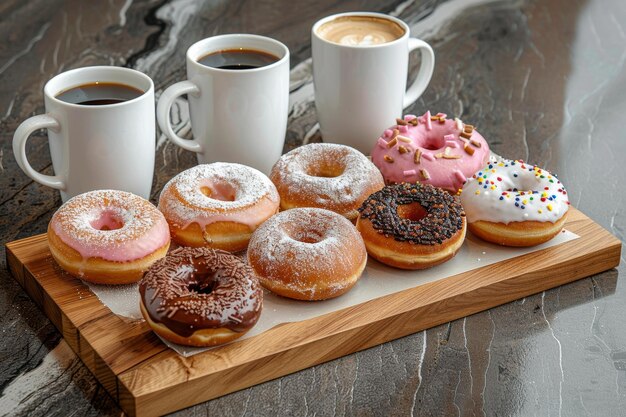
[12,66,155,202]
[157,34,290,175]
[312,12,435,154]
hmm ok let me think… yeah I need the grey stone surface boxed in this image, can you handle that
[0,0,624,415]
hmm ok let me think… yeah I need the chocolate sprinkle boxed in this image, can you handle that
[358,183,465,245]
[139,247,263,337]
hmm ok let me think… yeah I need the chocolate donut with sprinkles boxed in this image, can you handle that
[460,159,569,246]
[139,247,262,347]
[356,183,466,269]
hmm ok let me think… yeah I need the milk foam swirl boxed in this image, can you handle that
[317,16,405,46]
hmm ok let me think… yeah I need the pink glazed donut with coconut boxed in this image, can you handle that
[47,190,171,284]
[371,111,490,192]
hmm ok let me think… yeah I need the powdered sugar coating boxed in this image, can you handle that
[247,208,367,299]
[158,163,279,229]
[49,190,170,262]
[270,143,384,219]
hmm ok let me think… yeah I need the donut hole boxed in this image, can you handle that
[188,268,226,295]
[307,162,345,178]
[188,280,217,295]
[506,174,539,194]
[285,226,325,244]
[90,209,125,231]
[397,202,428,222]
[199,181,237,202]
[421,136,446,150]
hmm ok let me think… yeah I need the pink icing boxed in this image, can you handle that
[158,163,280,230]
[371,111,491,191]
[50,190,170,262]
[89,210,124,231]
[454,170,467,184]
[425,111,432,130]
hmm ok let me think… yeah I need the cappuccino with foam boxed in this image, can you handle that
[316,15,405,46]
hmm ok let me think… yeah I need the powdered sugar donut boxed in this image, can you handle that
[158,163,279,252]
[371,112,490,192]
[47,190,170,284]
[247,208,367,301]
[460,159,570,246]
[270,143,384,221]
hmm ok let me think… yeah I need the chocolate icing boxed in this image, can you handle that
[139,247,263,337]
[358,183,465,245]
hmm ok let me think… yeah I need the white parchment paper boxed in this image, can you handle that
[84,229,579,357]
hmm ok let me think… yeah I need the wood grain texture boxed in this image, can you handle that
[5,208,621,417]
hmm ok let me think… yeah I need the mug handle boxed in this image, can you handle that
[403,38,435,109]
[156,80,202,153]
[12,114,66,190]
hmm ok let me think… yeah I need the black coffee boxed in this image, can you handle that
[56,82,144,105]
[197,48,279,70]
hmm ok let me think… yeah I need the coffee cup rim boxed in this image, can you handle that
[187,34,290,73]
[312,11,410,48]
[44,66,154,109]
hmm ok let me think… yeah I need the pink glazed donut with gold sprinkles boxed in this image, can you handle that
[371,111,490,192]
[47,190,171,284]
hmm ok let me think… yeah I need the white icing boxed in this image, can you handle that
[460,159,569,224]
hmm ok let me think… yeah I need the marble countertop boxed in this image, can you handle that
[1,0,624,415]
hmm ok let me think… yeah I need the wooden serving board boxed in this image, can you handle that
[5,208,621,417]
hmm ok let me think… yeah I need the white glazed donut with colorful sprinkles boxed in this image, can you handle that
[460,159,570,246]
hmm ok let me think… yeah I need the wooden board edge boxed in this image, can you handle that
[118,227,621,416]
[5,242,121,400]
[7,236,169,380]
[6,245,24,285]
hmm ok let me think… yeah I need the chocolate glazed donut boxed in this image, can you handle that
[139,247,263,347]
